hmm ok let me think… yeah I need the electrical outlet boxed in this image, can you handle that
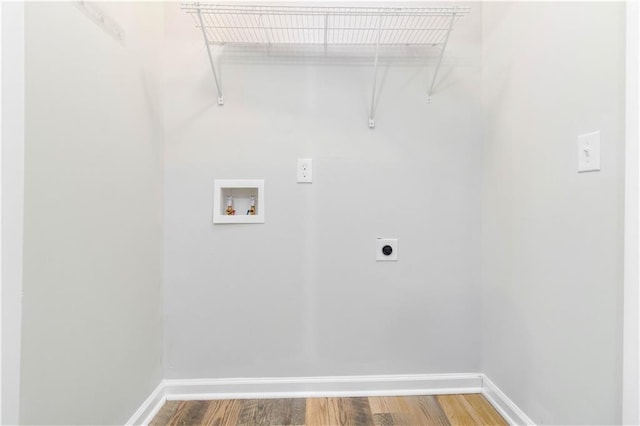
[297,158,313,183]
[376,238,398,261]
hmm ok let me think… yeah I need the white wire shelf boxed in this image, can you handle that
[182,3,469,46]
[182,2,470,128]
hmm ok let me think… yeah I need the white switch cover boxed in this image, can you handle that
[297,158,313,183]
[578,131,601,173]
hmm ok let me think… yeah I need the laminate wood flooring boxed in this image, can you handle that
[150,394,508,426]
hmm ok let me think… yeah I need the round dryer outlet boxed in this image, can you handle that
[376,238,398,261]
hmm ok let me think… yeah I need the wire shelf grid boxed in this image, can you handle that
[182,3,470,46]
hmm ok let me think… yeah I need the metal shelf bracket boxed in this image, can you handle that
[74,1,125,45]
[369,14,384,129]
[427,11,457,103]
[197,7,224,105]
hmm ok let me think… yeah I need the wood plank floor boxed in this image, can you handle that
[150,394,508,425]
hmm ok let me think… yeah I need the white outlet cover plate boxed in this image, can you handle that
[578,131,601,173]
[297,158,313,183]
[376,238,398,261]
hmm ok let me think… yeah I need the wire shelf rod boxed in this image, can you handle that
[184,7,469,18]
[198,26,459,33]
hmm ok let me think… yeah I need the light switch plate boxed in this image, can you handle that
[578,131,601,173]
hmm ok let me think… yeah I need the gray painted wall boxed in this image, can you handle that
[20,2,164,424]
[13,1,629,424]
[162,3,484,379]
[481,2,625,424]
[2,3,25,424]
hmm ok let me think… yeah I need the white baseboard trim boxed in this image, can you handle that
[126,373,535,426]
[163,373,483,401]
[125,382,166,426]
[482,375,535,426]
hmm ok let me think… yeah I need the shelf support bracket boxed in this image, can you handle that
[427,11,456,103]
[323,14,328,53]
[197,7,224,105]
[260,15,272,54]
[369,15,384,129]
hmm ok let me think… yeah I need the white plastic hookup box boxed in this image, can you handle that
[213,179,265,224]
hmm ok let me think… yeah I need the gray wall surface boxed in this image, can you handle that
[13,1,629,424]
[19,2,164,424]
[2,3,25,424]
[162,3,484,379]
[481,2,625,424]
